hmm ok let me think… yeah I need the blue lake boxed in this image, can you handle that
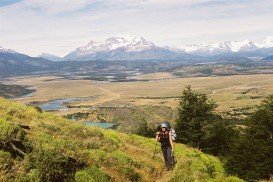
[84,121,115,129]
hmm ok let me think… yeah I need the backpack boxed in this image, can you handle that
[170,128,177,141]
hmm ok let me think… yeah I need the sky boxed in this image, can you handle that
[0,0,273,57]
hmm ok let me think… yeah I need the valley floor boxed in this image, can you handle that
[5,73,273,115]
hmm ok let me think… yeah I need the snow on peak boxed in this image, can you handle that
[0,45,16,53]
[180,38,265,54]
[75,36,155,55]
[258,36,273,48]
[229,39,256,52]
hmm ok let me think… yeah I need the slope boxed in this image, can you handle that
[0,98,243,182]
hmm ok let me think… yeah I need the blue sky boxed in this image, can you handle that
[0,0,273,56]
[0,0,22,7]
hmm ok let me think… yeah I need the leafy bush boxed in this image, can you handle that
[121,167,141,182]
[75,165,111,182]
[0,118,25,141]
[25,143,79,182]
[0,151,12,171]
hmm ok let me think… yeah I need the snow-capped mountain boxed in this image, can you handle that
[39,53,62,61]
[0,45,16,53]
[180,36,273,56]
[257,36,273,48]
[63,36,190,61]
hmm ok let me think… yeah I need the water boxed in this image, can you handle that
[39,97,93,111]
[84,121,115,129]
[38,98,115,129]
[39,98,74,111]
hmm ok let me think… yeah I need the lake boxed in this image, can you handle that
[39,97,93,111]
[39,98,74,111]
[83,121,115,129]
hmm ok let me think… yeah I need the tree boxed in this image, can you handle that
[226,95,273,181]
[175,86,218,149]
[136,119,155,138]
[203,120,240,156]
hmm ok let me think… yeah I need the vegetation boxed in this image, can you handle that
[175,86,273,181]
[175,85,218,149]
[0,98,241,181]
[0,83,34,98]
[226,95,273,181]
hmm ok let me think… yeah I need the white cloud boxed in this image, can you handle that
[0,0,273,56]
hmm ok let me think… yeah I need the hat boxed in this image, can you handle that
[161,123,167,128]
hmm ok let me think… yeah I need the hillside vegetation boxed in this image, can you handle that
[0,98,242,182]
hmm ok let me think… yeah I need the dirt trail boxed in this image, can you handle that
[94,85,120,100]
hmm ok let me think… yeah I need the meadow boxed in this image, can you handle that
[8,73,273,116]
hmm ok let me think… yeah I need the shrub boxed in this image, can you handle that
[0,151,12,171]
[121,167,141,182]
[26,143,78,182]
[0,118,25,141]
[75,165,111,182]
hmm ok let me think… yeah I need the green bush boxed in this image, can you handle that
[26,143,78,182]
[0,151,12,171]
[106,151,133,166]
[121,167,141,182]
[75,165,111,182]
[0,118,25,141]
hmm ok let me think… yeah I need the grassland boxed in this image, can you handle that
[8,73,273,115]
[0,98,243,181]
[1,72,271,132]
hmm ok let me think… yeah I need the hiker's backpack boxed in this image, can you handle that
[170,128,177,141]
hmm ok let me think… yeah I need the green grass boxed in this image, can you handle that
[0,98,243,181]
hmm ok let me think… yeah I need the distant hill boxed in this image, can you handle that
[262,55,273,61]
[39,53,63,61]
[0,52,53,77]
[0,98,243,181]
[1,43,272,78]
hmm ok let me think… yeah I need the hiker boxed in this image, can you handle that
[156,123,174,170]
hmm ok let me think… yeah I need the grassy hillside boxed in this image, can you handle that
[0,98,243,182]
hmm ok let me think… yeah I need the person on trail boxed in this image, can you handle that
[156,123,174,171]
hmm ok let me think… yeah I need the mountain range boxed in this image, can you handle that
[63,36,193,61]
[180,36,273,56]
[1,36,273,77]
[61,36,273,61]
[1,36,273,62]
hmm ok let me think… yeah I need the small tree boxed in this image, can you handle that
[175,86,217,149]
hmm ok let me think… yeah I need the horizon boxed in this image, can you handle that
[1,0,273,57]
